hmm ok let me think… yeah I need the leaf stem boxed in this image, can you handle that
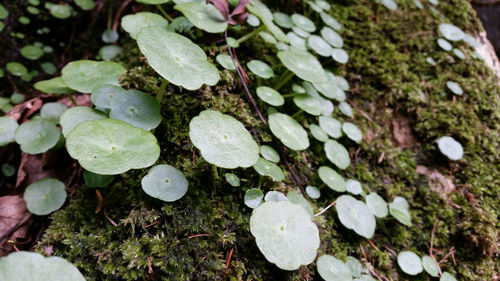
[157,5,174,21]
[157,79,169,104]
[107,0,114,30]
[281,93,298,98]
[274,70,295,91]
[291,109,303,118]
[237,25,266,44]
[68,93,77,106]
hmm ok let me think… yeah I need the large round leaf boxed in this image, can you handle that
[336,195,376,238]
[189,110,259,169]
[66,119,160,175]
[14,119,61,154]
[141,164,188,202]
[250,200,320,270]
[324,139,350,169]
[91,84,128,110]
[317,255,353,281]
[60,106,107,137]
[174,2,227,33]
[268,113,309,151]
[397,251,423,275]
[40,102,68,123]
[277,50,327,83]
[318,166,346,192]
[121,12,169,39]
[137,26,220,90]
[109,90,162,130]
[61,60,126,93]
[0,251,85,281]
[23,178,66,215]
[0,117,19,146]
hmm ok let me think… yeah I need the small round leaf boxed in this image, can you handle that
[397,251,423,275]
[437,136,463,160]
[318,166,346,192]
[256,86,284,106]
[336,195,376,238]
[247,60,274,79]
[174,2,227,33]
[310,124,329,142]
[109,90,162,130]
[319,116,342,138]
[421,255,439,277]
[269,113,309,151]
[277,50,327,83]
[34,77,75,94]
[0,117,19,146]
[438,23,464,41]
[389,196,412,226]
[260,145,280,163]
[440,272,457,281]
[324,139,350,170]
[245,188,264,209]
[293,94,324,116]
[306,186,320,199]
[252,158,284,182]
[141,164,188,202]
[60,106,107,137]
[15,119,61,154]
[342,122,362,143]
[224,173,240,187]
[121,12,169,39]
[23,178,66,215]
[291,14,316,32]
[317,255,353,281]
[365,192,388,218]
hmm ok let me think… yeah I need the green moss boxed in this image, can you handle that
[38,0,498,280]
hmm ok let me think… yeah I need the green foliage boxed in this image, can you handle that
[23,178,67,215]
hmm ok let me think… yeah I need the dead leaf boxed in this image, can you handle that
[416,165,455,194]
[0,196,32,256]
[391,116,417,148]
[16,150,75,189]
[210,0,249,25]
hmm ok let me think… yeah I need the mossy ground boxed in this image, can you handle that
[26,0,500,280]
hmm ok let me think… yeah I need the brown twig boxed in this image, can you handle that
[103,209,118,227]
[438,247,456,264]
[112,0,133,31]
[147,256,154,274]
[0,213,32,243]
[383,245,397,257]
[429,218,443,276]
[368,239,380,252]
[94,189,105,214]
[225,247,234,272]
[144,220,161,228]
[315,198,339,217]
[187,234,210,239]
[360,244,384,281]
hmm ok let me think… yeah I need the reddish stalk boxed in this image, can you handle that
[360,244,384,281]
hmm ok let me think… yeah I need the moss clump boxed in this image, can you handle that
[38,0,498,280]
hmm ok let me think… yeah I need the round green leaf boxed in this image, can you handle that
[40,102,68,123]
[342,122,362,143]
[310,123,329,142]
[66,119,160,175]
[437,136,463,160]
[346,256,363,278]
[438,23,464,41]
[250,200,320,270]
[245,188,264,209]
[101,29,119,43]
[314,74,346,101]
[346,179,362,195]
[462,33,479,48]
[440,272,457,281]
[0,117,19,146]
[308,35,333,57]
[446,81,463,95]
[137,26,220,90]
[306,185,320,199]
[287,190,314,218]
[121,12,169,39]
[10,93,24,104]
[320,12,341,30]
[273,12,292,29]
[1,163,16,177]
[91,84,128,110]
[247,13,260,26]
[338,101,353,117]
[216,54,236,70]
[247,60,274,79]
[256,86,284,106]
[264,191,287,202]
[397,251,423,275]
[141,164,188,202]
[109,90,162,130]
[268,112,309,151]
[325,139,350,170]
[0,4,8,19]
[15,119,61,154]
[260,145,280,163]
[389,196,412,226]
[336,195,376,238]
[62,60,126,93]
[174,2,227,33]
[319,116,342,138]
[252,158,284,182]
[75,0,96,10]
[0,251,85,281]
[292,27,310,38]
[6,62,28,77]
[365,192,388,218]
[437,38,452,51]
[318,166,346,192]
[421,255,439,277]
[189,110,259,169]
[83,170,114,188]
[332,48,349,64]
[287,32,307,51]
[34,77,74,94]
[317,255,353,281]
[291,13,315,32]
[378,0,398,10]
[20,45,44,60]
[277,50,327,83]
[227,37,240,47]
[246,1,288,43]
[452,48,465,59]
[60,107,106,137]
[293,94,323,116]
[321,27,343,48]
[23,178,66,215]
[224,173,240,187]
[50,4,72,19]
[99,45,122,61]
